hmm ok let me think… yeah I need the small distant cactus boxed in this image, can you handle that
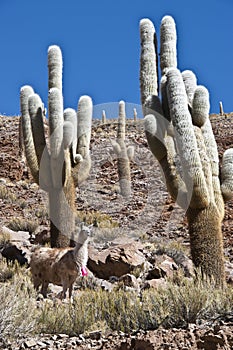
[140,16,233,286]
[102,110,107,124]
[20,45,92,248]
[133,108,137,122]
[112,101,133,197]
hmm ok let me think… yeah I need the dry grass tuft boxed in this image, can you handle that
[7,218,39,233]
[1,265,233,339]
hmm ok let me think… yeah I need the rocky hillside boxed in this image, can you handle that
[0,113,233,349]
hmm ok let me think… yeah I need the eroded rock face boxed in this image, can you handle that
[88,241,146,279]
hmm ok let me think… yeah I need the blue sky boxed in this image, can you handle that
[1,0,233,117]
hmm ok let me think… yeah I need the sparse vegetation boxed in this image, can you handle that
[1,264,233,338]
[0,184,17,203]
[7,218,39,233]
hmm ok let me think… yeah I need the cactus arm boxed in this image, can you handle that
[144,114,188,208]
[48,87,64,189]
[20,85,39,184]
[198,89,225,217]
[140,19,158,105]
[144,114,167,161]
[72,95,92,187]
[64,108,77,163]
[117,100,126,140]
[48,87,64,156]
[160,15,177,74]
[160,75,171,122]
[48,45,63,91]
[166,68,209,209]
[28,94,47,165]
[192,86,209,127]
[28,93,52,191]
[63,119,74,150]
[221,148,233,202]
[77,95,92,158]
[127,145,134,161]
[182,70,197,107]
[72,154,91,187]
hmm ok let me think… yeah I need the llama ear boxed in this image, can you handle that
[80,222,84,230]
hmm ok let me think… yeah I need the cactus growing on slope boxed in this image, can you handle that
[112,101,134,197]
[20,45,92,248]
[140,16,233,286]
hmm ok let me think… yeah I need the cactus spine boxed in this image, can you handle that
[140,16,233,286]
[20,45,92,248]
[112,101,133,197]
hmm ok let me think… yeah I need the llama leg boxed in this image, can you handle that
[61,279,68,299]
[41,281,49,297]
[68,283,74,299]
[32,277,41,291]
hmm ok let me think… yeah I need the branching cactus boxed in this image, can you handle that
[140,16,233,286]
[112,101,134,197]
[20,45,92,248]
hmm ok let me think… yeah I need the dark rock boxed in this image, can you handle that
[88,242,145,279]
[1,244,28,266]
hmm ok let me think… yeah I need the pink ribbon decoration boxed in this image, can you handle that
[81,266,88,276]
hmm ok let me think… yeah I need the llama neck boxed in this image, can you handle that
[73,241,87,259]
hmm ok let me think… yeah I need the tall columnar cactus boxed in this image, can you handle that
[140,16,233,286]
[112,101,134,197]
[20,45,92,248]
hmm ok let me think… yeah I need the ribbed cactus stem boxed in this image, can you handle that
[28,93,51,191]
[144,114,188,208]
[140,18,158,105]
[49,87,64,159]
[48,45,63,91]
[28,94,47,165]
[19,85,35,157]
[192,86,209,127]
[117,100,126,140]
[77,95,92,158]
[144,114,166,161]
[20,85,39,184]
[63,121,74,150]
[201,119,219,177]
[64,108,77,161]
[20,85,34,116]
[221,148,233,201]
[219,101,224,116]
[160,75,170,122]
[166,68,209,208]
[160,15,177,73]
[102,110,106,124]
[182,70,197,106]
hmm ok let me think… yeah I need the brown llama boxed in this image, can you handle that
[30,223,90,299]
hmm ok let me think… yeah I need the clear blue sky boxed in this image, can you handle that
[1,0,233,116]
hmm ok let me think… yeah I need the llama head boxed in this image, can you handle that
[77,222,91,244]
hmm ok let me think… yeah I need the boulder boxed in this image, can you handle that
[1,244,28,266]
[142,278,167,290]
[146,255,178,280]
[88,241,146,279]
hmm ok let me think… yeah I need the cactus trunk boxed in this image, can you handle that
[187,204,225,286]
[49,175,75,248]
